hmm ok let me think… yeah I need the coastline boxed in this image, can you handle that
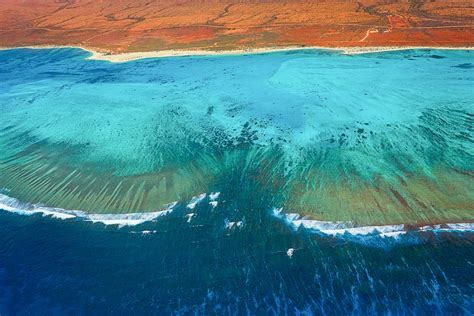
[1,44,473,63]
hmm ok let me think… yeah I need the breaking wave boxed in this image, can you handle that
[0,193,176,227]
[271,208,474,240]
[1,192,472,243]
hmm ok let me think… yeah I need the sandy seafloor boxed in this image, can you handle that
[0,47,473,314]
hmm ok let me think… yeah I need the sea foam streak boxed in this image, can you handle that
[186,193,207,209]
[271,208,474,238]
[0,193,176,227]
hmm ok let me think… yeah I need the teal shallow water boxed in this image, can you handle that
[0,48,473,225]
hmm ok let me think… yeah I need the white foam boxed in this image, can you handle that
[287,248,294,258]
[165,201,178,209]
[445,223,474,231]
[186,193,207,209]
[0,193,175,227]
[272,208,474,238]
[225,219,244,230]
[419,223,474,233]
[319,225,405,237]
[185,213,195,223]
[86,209,172,227]
[209,192,220,201]
[209,201,218,208]
[34,207,77,220]
[225,220,235,229]
[131,230,157,235]
[291,219,352,231]
[379,231,406,238]
[0,194,79,220]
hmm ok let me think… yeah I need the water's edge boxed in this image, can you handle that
[1,45,473,63]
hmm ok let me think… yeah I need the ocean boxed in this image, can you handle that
[0,48,473,314]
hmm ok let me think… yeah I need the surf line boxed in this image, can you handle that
[0,191,222,228]
[271,208,474,239]
[0,193,176,227]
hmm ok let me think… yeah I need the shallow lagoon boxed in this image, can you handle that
[0,48,473,225]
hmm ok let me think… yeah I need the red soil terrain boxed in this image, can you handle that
[0,0,473,53]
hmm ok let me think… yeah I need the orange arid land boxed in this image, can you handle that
[0,0,473,54]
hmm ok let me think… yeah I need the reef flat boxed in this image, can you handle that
[0,47,473,227]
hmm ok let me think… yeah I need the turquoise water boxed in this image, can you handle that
[1,48,473,225]
[0,48,473,313]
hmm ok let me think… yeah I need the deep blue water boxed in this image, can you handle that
[0,48,473,314]
[0,200,473,315]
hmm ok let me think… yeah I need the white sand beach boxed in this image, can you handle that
[1,44,473,63]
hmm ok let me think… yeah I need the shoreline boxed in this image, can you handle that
[1,44,473,62]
